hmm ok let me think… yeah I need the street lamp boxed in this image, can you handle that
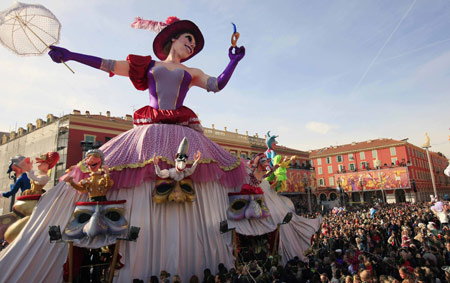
[359,176,365,203]
[304,177,311,213]
[337,178,344,207]
[422,133,438,200]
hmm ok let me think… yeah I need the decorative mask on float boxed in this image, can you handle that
[153,137,199,203]
[64,200,128,245]
[227,184,270,221]
[153,178,195,203]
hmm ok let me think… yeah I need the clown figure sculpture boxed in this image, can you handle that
[2,152,59,243]
[1,155,32,198]
[153,137,201,203]
[64,149,113,202]
[23,152,60,196]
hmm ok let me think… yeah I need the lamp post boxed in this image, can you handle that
[422,133,438,200]
[337,178,344,207]
[304,177,311,214]
[374,159,386,203]
[359,176,365,203]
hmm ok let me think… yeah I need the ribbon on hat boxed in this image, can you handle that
[131,16,179,33]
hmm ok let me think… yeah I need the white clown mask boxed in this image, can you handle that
[64,200,128,247]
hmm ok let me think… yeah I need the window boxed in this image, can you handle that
[318,167,323,175]
[348,153,354,161]
[360,161,368,169]
[349,163,356,171]
[329,177,335,186]
[372,150,377,159]
[360,152,365,160]
[319,178,325,186]
[326,157,332,164]
[390,147,396,156]
[336,155,343,162]
[328,166,333,174]
[316,158,322,166]
[84,134,96,143]
[338,164,345,172]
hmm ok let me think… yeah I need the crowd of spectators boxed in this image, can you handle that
[138,201,450,283]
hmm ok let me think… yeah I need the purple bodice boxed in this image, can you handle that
[147,61,192,110]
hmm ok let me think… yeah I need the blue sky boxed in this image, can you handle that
[1,0,449,158]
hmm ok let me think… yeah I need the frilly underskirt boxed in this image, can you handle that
[65,124,247,189]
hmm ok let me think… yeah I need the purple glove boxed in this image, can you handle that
[228,45,245,62]
[48,46,102,70]
[217,45,245,90]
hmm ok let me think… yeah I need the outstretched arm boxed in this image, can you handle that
[190,46,245,91]
[153,154,170,179]
[48,46,130,77]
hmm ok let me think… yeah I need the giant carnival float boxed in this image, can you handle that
[0,2,321,282]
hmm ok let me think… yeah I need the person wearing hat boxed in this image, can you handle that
[1,155,33,198]
[23,151,60,196]
[48,17,245,133]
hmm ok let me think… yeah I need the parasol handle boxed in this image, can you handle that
[15,15,74,74]
[60,60,75,74]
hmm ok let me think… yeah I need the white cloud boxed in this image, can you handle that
[305,121,338,134]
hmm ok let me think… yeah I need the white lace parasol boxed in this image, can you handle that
[0,1,73,72]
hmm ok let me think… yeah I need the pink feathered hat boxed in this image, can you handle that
[131,16,204,62]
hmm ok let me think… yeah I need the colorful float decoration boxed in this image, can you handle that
[0,8,321,282]
[153,137,201,203]
[227,154,270,220]
[62,149,128,245]
[264,131,296,192]
[24,151,60,196]
[63,200,128,245]
[0,153,59,244]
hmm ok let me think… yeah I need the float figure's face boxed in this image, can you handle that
[64,203,128,240]
[85,154,102,172]
[227,194,270,220]
[153,179,196,204]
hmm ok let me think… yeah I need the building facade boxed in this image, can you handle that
[309,138,450,204]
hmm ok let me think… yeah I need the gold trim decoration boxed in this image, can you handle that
[108,155,241,172]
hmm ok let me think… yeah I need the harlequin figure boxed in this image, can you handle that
[265,131,278,169]
[268,155,296,192]
[64,149,113,201]
[153,137,201,203]
[23,151,60,196]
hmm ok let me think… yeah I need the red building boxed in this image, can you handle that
[309,138,450,203]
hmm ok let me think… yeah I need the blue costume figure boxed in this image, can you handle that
[265,131,278,169]
[2,156,32,198]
